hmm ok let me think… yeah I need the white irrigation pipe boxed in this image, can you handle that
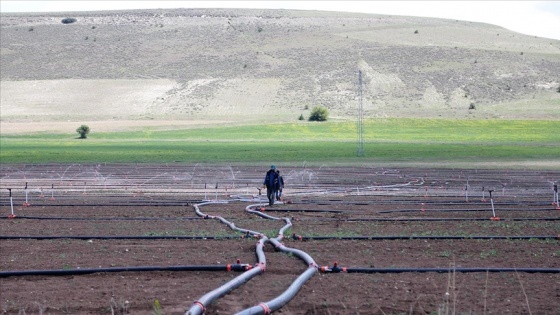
[553,184,559,208]
[186,201,268,315]
[8,189,15,218]
[186,201,321,315]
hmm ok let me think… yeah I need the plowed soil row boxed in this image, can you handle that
[1,165,559,314]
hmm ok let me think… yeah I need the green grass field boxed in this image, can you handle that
[1,118,558,167]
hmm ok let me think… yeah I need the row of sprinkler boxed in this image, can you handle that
[5,183,57,219]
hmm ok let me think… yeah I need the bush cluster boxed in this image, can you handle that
[61,18,77,24]
[308,106,329,121]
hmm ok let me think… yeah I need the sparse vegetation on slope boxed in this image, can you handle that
[1,8,559,127]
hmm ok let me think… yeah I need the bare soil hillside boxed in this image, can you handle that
[1,9,559,133]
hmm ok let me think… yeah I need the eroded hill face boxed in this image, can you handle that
[1,8,559,132]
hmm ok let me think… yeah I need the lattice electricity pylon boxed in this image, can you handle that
[357,70,365,157]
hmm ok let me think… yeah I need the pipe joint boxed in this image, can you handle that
[192,301,205,313]
[258,302,271,315]
[254,262,266,272]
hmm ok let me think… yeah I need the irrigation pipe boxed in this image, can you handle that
[2,235,557,241]
[187,202,322,315]
[0,264,253,278]
[378,207,558,214]
[0,216,201,221]
[185,202,268,315]
[290,235,559,241]
[233,205,319,315]
[0,235,243,240]
[313,217,560,222]
[318,266,560,274]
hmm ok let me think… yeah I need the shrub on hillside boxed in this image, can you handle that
[61,18,77,24]
[308,106,329,122]
[76,125,90,139]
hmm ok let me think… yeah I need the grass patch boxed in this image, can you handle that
[1,118,558,165]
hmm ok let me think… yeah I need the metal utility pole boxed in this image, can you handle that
[357,70,365,156]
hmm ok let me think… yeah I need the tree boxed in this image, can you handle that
[76,125,90,139]
[308,106,329,122]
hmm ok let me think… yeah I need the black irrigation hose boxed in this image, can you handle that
[332,217,560,222]
[264,208,345,213]
[290,235,559,241]
[0,264,253,278]
[295,200,552,206]
[2,235,557,241]
[0,235,241,240]
[379,208,558,213]
[0,216,200,221]
[4,216,559,222]
[0,202,194,207]
[319,267,560,274]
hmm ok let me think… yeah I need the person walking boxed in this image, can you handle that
[275,169,284,201]
[263,165,278,206]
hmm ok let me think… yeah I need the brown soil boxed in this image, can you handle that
[1,164,559,314]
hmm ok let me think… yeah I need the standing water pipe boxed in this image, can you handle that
[489,190,499,221]
[23,182,30,207]
[7,189,15,218]
[552,184,560,210]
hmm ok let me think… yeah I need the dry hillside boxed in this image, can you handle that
[1,8,559,133]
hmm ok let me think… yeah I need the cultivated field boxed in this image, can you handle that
[1,164,559,314]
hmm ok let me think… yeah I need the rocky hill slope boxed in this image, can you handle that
[1,8,559,133]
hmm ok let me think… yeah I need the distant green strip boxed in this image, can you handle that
[1,119,558,165]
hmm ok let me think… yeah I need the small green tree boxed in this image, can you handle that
[76,125,90,139]
[298,114,305,120]
[308,106,329,122]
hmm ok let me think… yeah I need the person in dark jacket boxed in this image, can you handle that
[263,165,278,206]
[275,169,284,201]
